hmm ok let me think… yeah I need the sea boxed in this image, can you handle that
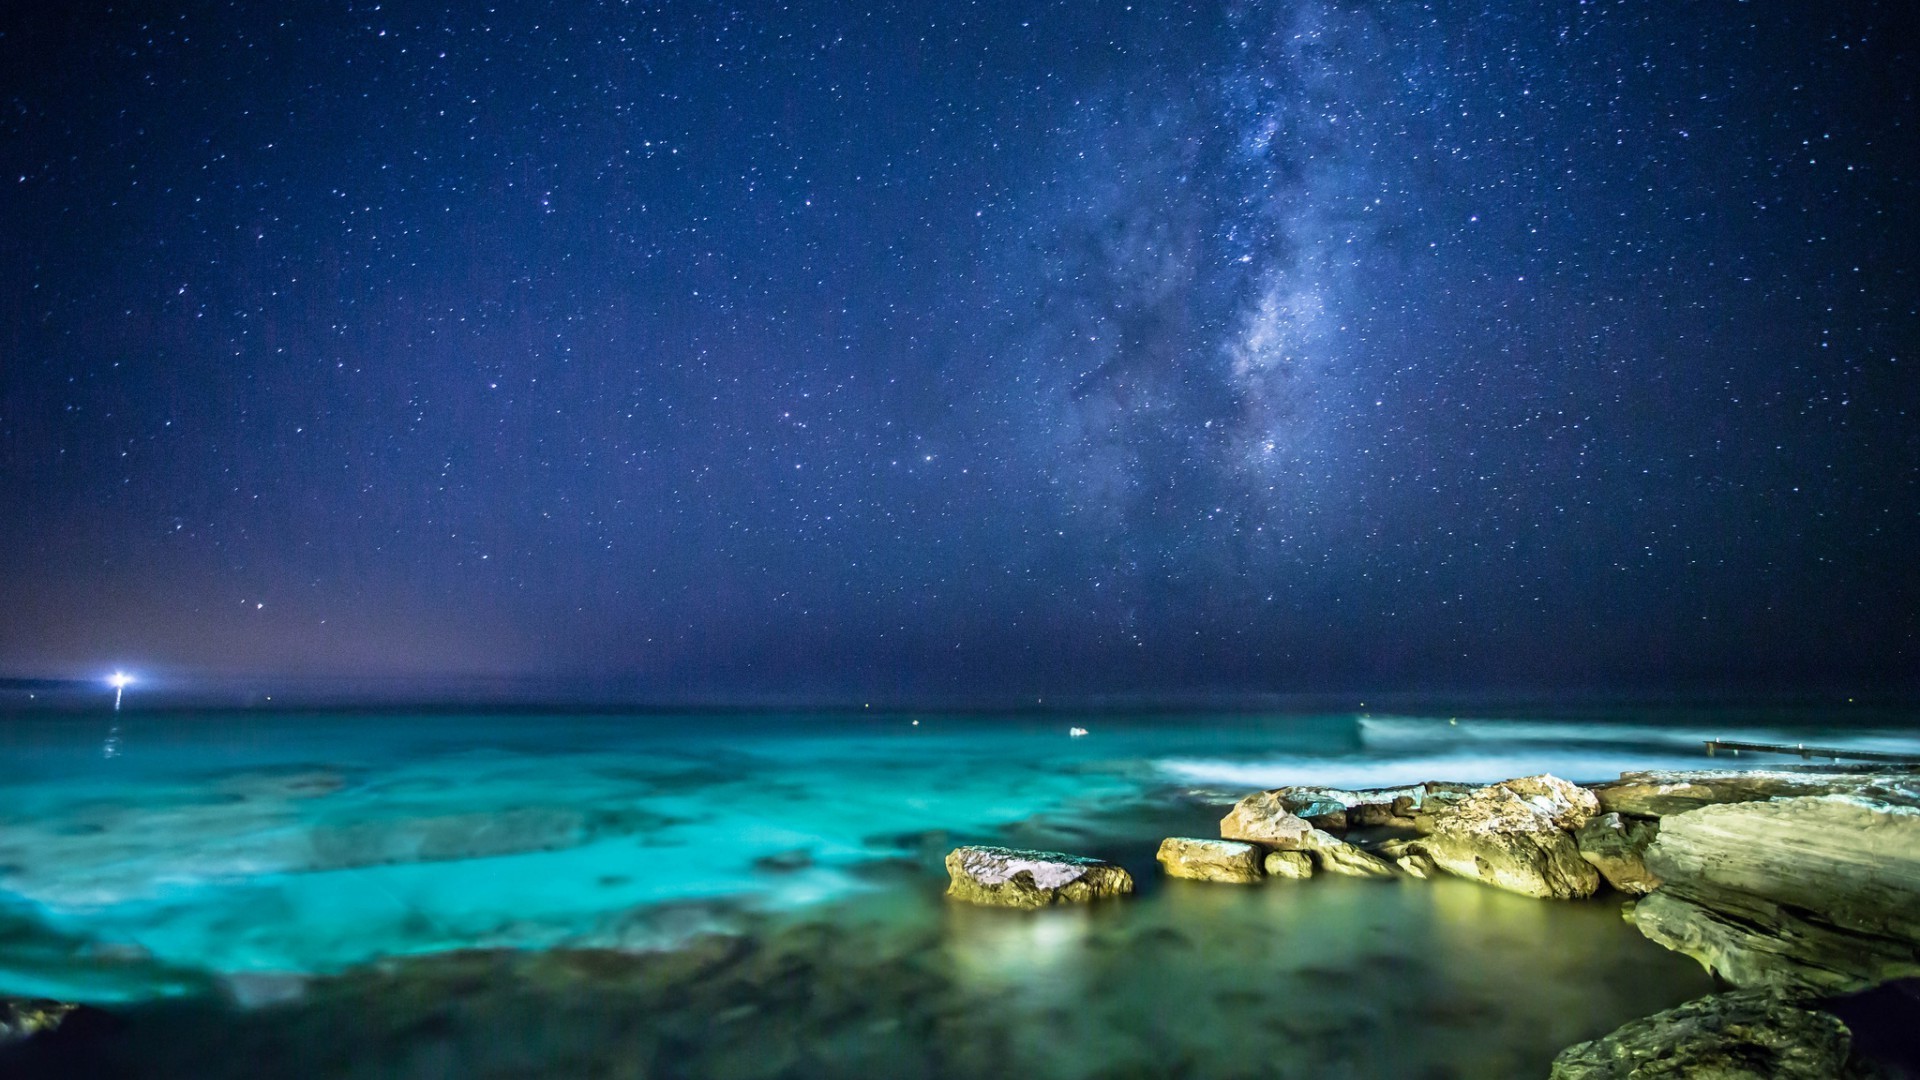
[1,703,1914,1078]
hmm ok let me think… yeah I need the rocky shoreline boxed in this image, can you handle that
[944,763,1920,1078]
[4,762,1916,1076]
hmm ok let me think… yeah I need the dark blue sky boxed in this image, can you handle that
[2,1,1915,699]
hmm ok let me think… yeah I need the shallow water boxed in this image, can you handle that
[1,706,1915,1076]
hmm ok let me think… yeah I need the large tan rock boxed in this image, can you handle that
[944,846,1133,909]
[1548,990,1853,1079]
[1218,791,1315,846]
[1634,794,1920,992]
[1590,767,1920,819]
[1156,837,1264,884]
[1576,812,1661,895]
[1421,774,1602,899]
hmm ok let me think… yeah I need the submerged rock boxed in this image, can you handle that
[1634,795,1920,993]
[1262,850,1314,880]
[307,806,607,868]
[943,846,1133,909]
[1219,791,1315,846]
[0,998,76,1046]
[1421,774,1602,899]
[1576,812,1661,895]
[1156,838,1264,884]
[1548,990,1853,1079]
[1590,767,1920,819]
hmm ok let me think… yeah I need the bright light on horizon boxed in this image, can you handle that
[108,670,134,711]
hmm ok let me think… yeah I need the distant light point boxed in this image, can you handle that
[107,671,134,710]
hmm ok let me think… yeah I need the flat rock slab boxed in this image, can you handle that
[1156,838,1264,884]
[944,846,1134,909]
[1591,768,1920,819]
[1636,794,1920,993]
[1549,990,1853,1079]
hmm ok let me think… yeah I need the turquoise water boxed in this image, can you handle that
[1,707,1914,1077]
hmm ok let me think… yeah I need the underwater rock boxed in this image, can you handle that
[0,998,76,1046]
[307,806,599,868]
[212,768,350,801]
[1634,795,1920,993]
[1156,838,1264,884]
[1576,812,1661,895]
[1262,850,1314,880]
[943,846,1133,909]
[1548,989,1853,1079]
[1421,774,1602,899]
[219,971,310,1009]
[1219,791,1315,847]
[1298,829,1397,879]
[1590,767,1920,819]
[752,849,816,873]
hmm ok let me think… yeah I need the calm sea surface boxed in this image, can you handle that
[1,706,1915,1077]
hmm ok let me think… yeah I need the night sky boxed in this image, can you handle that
[2,1,1915,700]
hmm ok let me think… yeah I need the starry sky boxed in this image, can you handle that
[1,1,1915,701]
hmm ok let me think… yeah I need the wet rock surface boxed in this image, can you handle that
[1421,775,1602,899]
[1634,795,1920,993]
[1548,989,1855,1079]
[943,846,1133,908]
[1576,812,1661,895]
[1156,838,1264,883]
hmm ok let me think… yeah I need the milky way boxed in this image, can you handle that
[1,1,1913,698]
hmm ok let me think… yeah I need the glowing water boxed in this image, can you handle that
[0,707,1912,1014]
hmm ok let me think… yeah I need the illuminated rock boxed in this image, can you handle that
[1219,790,1315,846]
[943,846,1133,909]
[1156,837,1264,884]
[1262,850,1314,880]
[0,998,76,1046]
[1421,774,1602,899]
[1634,795,1920,993]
